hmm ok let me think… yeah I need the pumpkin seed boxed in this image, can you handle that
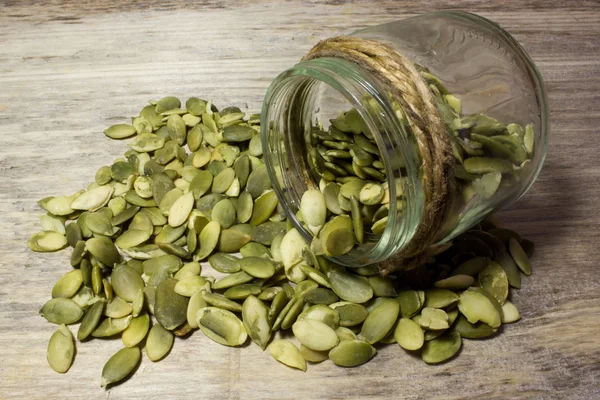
[458,289,502,328]
[293,319,339,351]
[28,231,68,252]
[267,339,306,371]
[217,229,251,253]
[111,265,144,302]
[501,301,521,323]
[146,322,174,361]
[174,276,208,297]
[51,270,83,299]
[451,314,498,339]
[77,300,105,341]
[421,332,461,364]
[154,278,189,330]
[509,238,532,276]
[122,313,150,347]
[239,256,276,279]
[104,124,137,139]
[241,295,271,350]
[92,316,132,337]
[478,260,509,304]
[359,298,400,344]
[250,190,279,226]
[434,275,474,290]
[101,346,141,387]
[329,301,368,327]
[105,297,133,318]
[328,268,373,304]
[40,298,83,325]
[195,221,221,260]
[201,292,243,313]
[394,318,424,351]
[47,324,75,373]
[328,340,376,368]
[196,307,247,346]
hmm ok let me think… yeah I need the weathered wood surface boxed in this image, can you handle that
[1,1,599,399]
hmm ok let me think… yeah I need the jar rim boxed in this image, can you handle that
[260,57,424,267]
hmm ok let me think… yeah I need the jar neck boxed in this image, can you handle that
[261,57,424,267]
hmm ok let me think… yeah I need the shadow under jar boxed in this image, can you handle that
[261,11,549,270]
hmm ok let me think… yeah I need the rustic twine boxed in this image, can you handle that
[303,36,455,275]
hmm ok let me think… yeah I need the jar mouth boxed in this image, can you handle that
[261,57,424,267]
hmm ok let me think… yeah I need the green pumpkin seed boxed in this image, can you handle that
[415,307,449,330]
[40,298,84,325]
[212,167,235,194]
[122,313,150,347]
[208,253,241,273]
[458,289,502,328]
[146,323,174,361]
[501,301,520,323]
[329,301,368,327]
[51,270,83,298]
[104,124,137,139]
[451,256,488,277]
[292,319,339,351]
[250,190,279,226]
[92,316,132,337]
[111,265,144,302]
[239,256,276,279]
[299,345,328,363]
[47,324,75,373]
[241,295,271,350]
[65,223,83,247]
[154,278,189,330]
[217,229,251,253]
[367,275,396,297]
[297,303,339,328]
[240,242,271,258]
[267,339,306,371]
[27,231,68,252]
[359,298,400,344]
[224,284,262,300]
[394,318,424,351]
[168,192,194,227]
[187,290,208,328]
[173,261,201,280]
[463,157,513,174]
[77,300,105,341]
[212,199,237,229]
[86,237,120,266]
[328,340,376,367]
[201,292,243,313]
[424,289,459,309]
[105,297,133,318]
[304,288,339,305]
[421,332,461,364]
[212,271,254,291]
[101,346,141,387]
[434,275,474,290]
[328,268,373,304]
[196,221,221,260]
[494,250,521,289]
[196,307,247,346]
[397,290,423,318]
[478,260,509,304]
[508,238,532,276]
[174,276,208,297]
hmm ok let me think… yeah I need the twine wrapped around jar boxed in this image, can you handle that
[303,36,456,275]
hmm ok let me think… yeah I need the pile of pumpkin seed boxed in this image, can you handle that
[302,68,535,256]
[29,95,535,387]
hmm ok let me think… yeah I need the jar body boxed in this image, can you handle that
[261,11,548,267]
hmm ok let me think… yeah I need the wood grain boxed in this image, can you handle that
[1,1,599,399]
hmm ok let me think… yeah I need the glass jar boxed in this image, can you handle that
[261,11,549,268]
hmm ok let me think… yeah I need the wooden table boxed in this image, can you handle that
[1,1,599,399]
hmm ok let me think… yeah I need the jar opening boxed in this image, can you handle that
[261,57,424,267]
